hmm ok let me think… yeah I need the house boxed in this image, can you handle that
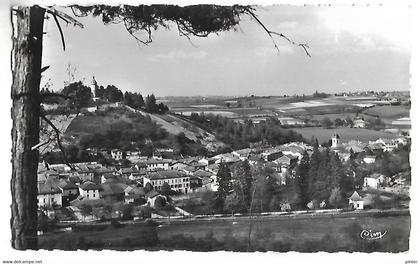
[170,161,189,171]
[111,149,126,160]
[364,173,389,189]
[38,180,63,208]
[232,148,252,161]
[363,155,376,164]
[207,163,220,174]
[93,166,117,183]
[278,117,305,126]
[189,175,203,189]
[139,158,172,171]
[261,148,283,162]
[331,134,340,148]
[100,181,127,203]
[48,163,72,173]
[73,164,95,182]
[348,191,364,210]
[182,165,199,175]
[213,153,241,164]
[78,181,101,200]
[375,138,398,152]
[144,170,191,194]
[273,155,297,169]
[119,167,144,179]
[124,185,146,204]
[353,119,366,128]
[198,157,218,166]
[193,169,214,179]
[345,140,367,153]
[101,173,119,184]
[56,179,79,206]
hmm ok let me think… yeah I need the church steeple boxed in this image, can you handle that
[90,75,99,101]
[332,133,340,148]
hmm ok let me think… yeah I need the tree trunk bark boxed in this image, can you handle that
[11,6,45,250]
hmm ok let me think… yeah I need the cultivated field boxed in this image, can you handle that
[363,105,410,119]
[288,127,399,143]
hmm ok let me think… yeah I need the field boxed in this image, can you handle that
[38,212,410,252]
[296,113,358,121]
[288,127,399,143]
[363,105,410,118]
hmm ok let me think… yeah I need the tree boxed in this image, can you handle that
[233,160,253,209]
[11,6,45,249]
[321,117,333,128]
[11,4,309,249]
[328,187,344,208]
[214,162,232,212]
[334,118,344,127]
[62,81,92,109]
[79,204,93,221]
[293,151,311,209]
[144,182,154,193]
[154,196,167,208]
[145,94,158,113]
[103,85,123,103]
[224,193,243,215]
[161,182,172,195]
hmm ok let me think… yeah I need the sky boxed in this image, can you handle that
[41,4,412,97]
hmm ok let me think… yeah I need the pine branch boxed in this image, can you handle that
[40,113,75,170]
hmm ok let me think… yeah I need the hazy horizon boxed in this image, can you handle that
[42,4,411,97]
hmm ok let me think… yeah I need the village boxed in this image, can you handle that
[37,125,410,233]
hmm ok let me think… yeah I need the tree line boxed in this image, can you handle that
[42,81,169,114]
[187,113,305,150]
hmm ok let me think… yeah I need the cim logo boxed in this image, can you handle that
[360,229,387,240]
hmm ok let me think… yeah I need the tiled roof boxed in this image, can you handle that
[349,191,363,201]
[38,179,61,194]
[145,190,159,198]
[147,170,188,180]
[79,181,101,190]
[56,179,78,190]
[100,182,127,196]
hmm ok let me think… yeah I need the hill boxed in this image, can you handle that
[62,105,225,154]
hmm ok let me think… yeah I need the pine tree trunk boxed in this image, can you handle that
[11,6,45,250]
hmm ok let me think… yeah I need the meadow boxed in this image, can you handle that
[363,105,410,118]
[38,212,410,252]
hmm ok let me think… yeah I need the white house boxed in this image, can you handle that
[144,170,191,194]
[111,149,125,160]
[141,158,172,171]
[348,191,364,210]
[331,134,340,148]
[363,155,376,164]
[375,138,398,152]
[38,180,62,208]
[232,148,252,161]
[364,173,389,189]
[78,181,101,200]
[353,119,366,128]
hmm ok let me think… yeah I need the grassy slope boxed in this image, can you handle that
[64,107,225,151]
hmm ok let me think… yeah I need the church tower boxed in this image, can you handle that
[90,76,98,101]
[332,133,340,148]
